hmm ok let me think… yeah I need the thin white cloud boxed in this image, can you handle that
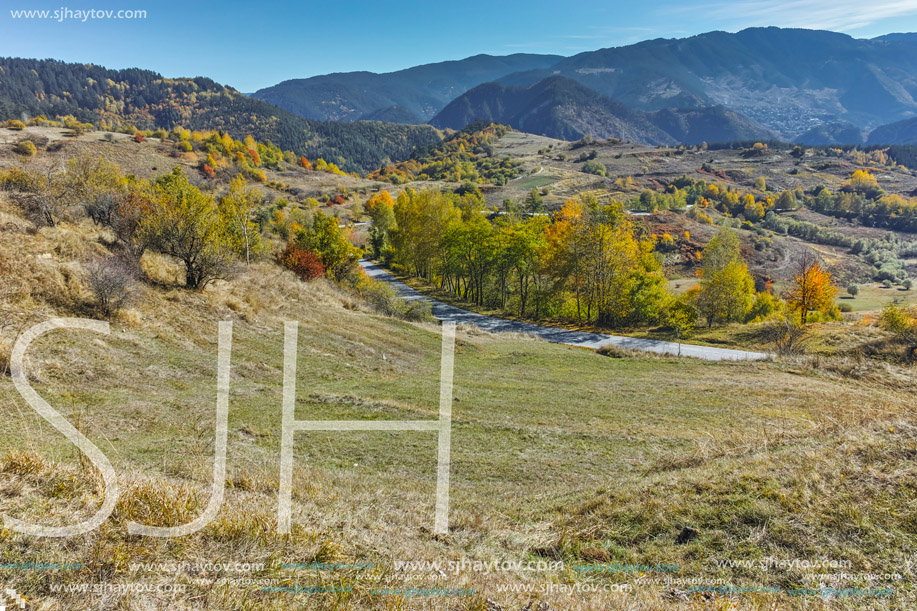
[676,0,917,32]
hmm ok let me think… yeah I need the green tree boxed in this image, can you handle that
[390,189,459,281]
[366,191,397,260]
[582,159,607,176]
[776,190,798,210]
[667,298,698,354]
[696,229,755,326]
[440,214,496,305]
[500,217,548,316]
[137,167,235,289]
[525,188,544,214]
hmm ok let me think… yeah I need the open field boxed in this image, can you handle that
[2,270,916,610]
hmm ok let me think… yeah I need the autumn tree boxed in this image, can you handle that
[137,167,235,289]
[277,242,324,281]
[14,140,36,157]
[390,189,459,281]
[878,304,917,360]
[366,191,397,260]
[742,194,764,221]
[64,153,124,222]
[784,254,838,324]
[667,298,698,354]
[695,229,755,326]
[294,210,360,281]
[544,199,589,322]
[546,197,665,327]
[218,175,264,264]
[842,169,882,198]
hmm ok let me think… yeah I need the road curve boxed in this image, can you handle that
[360,261,768,361]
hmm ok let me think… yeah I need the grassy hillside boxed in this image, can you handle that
[1,124,917,610]
[1,186,915,609]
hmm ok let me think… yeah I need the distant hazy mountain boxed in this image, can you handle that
[499,28,917,137]
[431,76,775,145]
[257,27,917,140]
[357,105,423,124]
[867,117,917,145]
[0,57,441,172]
[430,76,670,143]
[649,106,776,145]
[252,54,563,123]
[795,122,866,145]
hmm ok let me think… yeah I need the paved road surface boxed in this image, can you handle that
[361,261,768,361]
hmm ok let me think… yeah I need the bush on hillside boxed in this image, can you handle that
[86,256,135,317]
[277,242,325,281]
[582,159,607,176]
[355,277,431,322]
[14,140,37,157]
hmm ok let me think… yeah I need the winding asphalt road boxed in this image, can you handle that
[360,261,767,361]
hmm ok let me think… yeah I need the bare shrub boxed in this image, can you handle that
[7,163,66,227]
[763,317,809,355]
[596,344,633,358]
[0,337,10,377]
[355,277,432,321]
[85,256,136,317]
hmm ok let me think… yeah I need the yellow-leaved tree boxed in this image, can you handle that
[137,167,235,289]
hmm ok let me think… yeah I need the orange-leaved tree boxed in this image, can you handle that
[785,254,837,324]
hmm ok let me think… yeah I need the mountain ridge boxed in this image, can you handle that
[252,53,563,123]
[431,76,776,145]
[0,57,442,172]
[255,28,917,139]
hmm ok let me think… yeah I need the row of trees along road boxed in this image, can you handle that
[365,188,840,332]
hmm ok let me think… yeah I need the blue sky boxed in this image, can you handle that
[3,0,917,92]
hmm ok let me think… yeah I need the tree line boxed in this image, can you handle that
[366,188,839,332]
[0,57,442,173]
